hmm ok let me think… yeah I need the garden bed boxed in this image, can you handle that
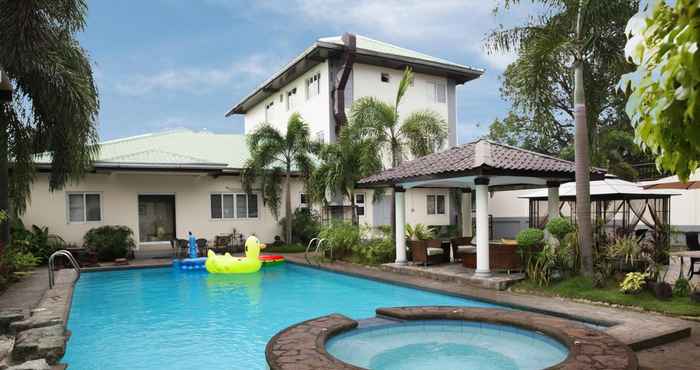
[512,276,700,317]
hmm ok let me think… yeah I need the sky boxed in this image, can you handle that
[78,0,537,144]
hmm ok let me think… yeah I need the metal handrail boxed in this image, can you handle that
[305,238,320,264]
[48,250,81,289]
[315,239,332,261]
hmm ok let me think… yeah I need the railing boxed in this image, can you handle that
[48,250,81,289]
[304,238,330,265]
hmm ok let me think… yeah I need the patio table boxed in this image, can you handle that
[670,250,700,279]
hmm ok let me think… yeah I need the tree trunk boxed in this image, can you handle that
[350,193,357,225]
[0,110,9,252]
[574,0,593,276]
[285,167,292,244]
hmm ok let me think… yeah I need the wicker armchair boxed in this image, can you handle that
[450,236,474,262]
[411,239,448,266]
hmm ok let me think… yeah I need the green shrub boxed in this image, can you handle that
[352,238,394,265]
[279,208,321,244]
[405,224,434,241]
[545,217,574,241]
[10,224,63,264]
[608,235,642,265]
[83,226,135,261]
[516,228,544,248]
[620,272,648,294]
[3,249,40,273]
[526,246,557,286]
[673,277,692,297]
[318,222,360,259]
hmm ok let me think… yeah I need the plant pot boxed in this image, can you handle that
[646,280,657,293]
[654,282,673,300]
[690,291,700,304]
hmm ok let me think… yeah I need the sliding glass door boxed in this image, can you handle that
[138,195,175,243]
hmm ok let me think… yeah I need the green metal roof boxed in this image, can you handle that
[35,130,249,170]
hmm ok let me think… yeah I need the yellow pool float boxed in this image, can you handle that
[205,236,265,274]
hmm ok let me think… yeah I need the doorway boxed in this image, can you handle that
[138,195,176,243]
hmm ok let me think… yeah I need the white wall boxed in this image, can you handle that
[22,172,307,248]
[244,61,332,143]
[489,189,531,218]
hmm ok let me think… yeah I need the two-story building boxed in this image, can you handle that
[227,33,483,229]
[20,33,483,255]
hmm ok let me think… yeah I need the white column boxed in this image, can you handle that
[475,178,490,276]
[394,187,407,264]
[546,181,560,242]
[461,189,472,237]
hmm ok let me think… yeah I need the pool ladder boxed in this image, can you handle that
[304,238,331,265]
[48,250,81,289]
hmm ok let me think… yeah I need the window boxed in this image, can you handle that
[430,81,446,103]
[380,73,390,83]
[299,193,308,208]
[264,101,274,122]
[286,88,297,111]
[355,193,365,217]
[67,193,102,223]
[427,194,446,215]
[210,193,258,219]
[316,131,325,143]
[305,73,320,99]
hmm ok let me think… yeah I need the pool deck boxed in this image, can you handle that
[1,255,698,369]
[282,254,692,352]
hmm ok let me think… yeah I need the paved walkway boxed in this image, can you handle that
[0,267,49,314]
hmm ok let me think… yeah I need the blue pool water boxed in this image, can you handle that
[327,321,568,370]
[63,264,506,369]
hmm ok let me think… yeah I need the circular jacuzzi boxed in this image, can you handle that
[325,320,568,370]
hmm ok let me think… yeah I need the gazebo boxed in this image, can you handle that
[358,140,606,277]
[521,176,678,248]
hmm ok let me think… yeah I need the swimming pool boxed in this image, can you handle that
[63,263,503,369]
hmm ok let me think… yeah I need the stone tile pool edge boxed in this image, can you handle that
[281,254,693,351]
[265,307,640,370]
[32,256,692,367]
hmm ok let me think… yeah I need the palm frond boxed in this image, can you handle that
[400,110,448,158]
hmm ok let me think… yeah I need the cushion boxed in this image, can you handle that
[501,239,518,246]
[426,247,444,256]
[457,245,476,253]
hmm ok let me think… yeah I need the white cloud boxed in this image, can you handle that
[114,54,274,96]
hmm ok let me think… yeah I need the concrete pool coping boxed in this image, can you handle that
[281,254,692,350]
[266,307,639,370]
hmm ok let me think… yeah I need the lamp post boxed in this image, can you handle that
[0,69,13,249]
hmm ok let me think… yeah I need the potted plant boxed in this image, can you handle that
[607,235,642,272]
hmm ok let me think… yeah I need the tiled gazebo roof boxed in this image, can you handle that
[359,139,606,186]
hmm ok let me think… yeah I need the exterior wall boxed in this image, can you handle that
[22,172,306,248]
[490,189,538,239]
[405,188,451,226]
[352,63,454,153]
[244,61,332,143]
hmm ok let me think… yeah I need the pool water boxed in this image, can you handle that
[327,321,569,370]
[63,264,503,370]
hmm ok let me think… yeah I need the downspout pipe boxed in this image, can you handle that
[332,33,356,135]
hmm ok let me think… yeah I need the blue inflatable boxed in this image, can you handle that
[173,257,207,270]
[173,231,206,271]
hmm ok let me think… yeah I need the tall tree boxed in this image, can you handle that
[243,113,315,244]
[486,0,636,275]
[350,67,448,167]
[485,0,648,180]
[309,123,383,225]
[621,0,700,182]
[0,0,100,250]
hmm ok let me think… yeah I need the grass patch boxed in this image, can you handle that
[263,243,306,253]
[513,276,700,317]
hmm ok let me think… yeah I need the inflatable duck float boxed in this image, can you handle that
[205,236,265,274]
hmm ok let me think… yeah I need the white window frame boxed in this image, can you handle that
[431,81,447,103]
[426,194,446,215]
[210,192,260,220]
[286,88,297,111]
[66,192,103,224]
[305,73,321,100]
[354,193,365,217]
[264,101,275,122]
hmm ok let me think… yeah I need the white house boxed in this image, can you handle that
[20,33,484,254]
[227,33,484,228]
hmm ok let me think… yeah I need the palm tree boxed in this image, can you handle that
[308,124,383,225]
[243,113,315,244]
[350,67,448,167]
[0,0,100,250]
[485,0,626,276]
